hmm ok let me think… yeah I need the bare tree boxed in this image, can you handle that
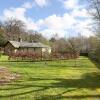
[3,18,25,40]
[67,37,80,66]
[89,0,100,36]
[88,0,100,62]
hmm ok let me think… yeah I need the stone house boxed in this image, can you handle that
[4,40,51,55]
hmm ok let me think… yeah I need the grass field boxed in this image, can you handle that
[0,56,100,100]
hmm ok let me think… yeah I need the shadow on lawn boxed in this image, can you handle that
[90,59,100,69]
[0,72,100,99]
[38,94,100,100]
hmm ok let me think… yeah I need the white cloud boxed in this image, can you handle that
[22,2,34,9]
[4,8,26,20]
[37,14,76,31]
[1,6,93,38]
[0,0,93,38]
[37,12,93,37]
[34,0,48,7]
[71,9,89,18]
[2,2,38,30]
[74,18,94,37]
[40,29,67,38]
[62,0,79,9]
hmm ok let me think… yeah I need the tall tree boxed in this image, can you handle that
[88,0,100,62]
[89,0,100,36]
[3,18,25,40]
[0,24,6,46]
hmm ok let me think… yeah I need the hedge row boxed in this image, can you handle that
[8,51,80,61]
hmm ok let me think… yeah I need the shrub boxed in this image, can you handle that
[8,51,41,61]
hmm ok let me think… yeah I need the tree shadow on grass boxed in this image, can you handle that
[91,60,100,70]
[38,94,100,100]
[0,72,100,99]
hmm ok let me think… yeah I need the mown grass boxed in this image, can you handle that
[0,56,100,100]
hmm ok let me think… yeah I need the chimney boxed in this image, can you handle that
[18,37,22,42]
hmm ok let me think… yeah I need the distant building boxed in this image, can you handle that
[4,40,51,55]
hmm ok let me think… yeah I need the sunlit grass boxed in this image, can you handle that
[0,56,100,100]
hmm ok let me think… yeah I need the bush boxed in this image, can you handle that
[8,51,41,61]
[8,51,80,61]
[51,52,79,60]
[95,46,100,62]
[89,42,100,63]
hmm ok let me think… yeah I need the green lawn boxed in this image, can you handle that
[0,56,100,100]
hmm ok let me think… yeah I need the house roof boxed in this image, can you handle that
[8,41,50,48]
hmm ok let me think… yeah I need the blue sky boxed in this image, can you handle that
[0,0,93,38]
